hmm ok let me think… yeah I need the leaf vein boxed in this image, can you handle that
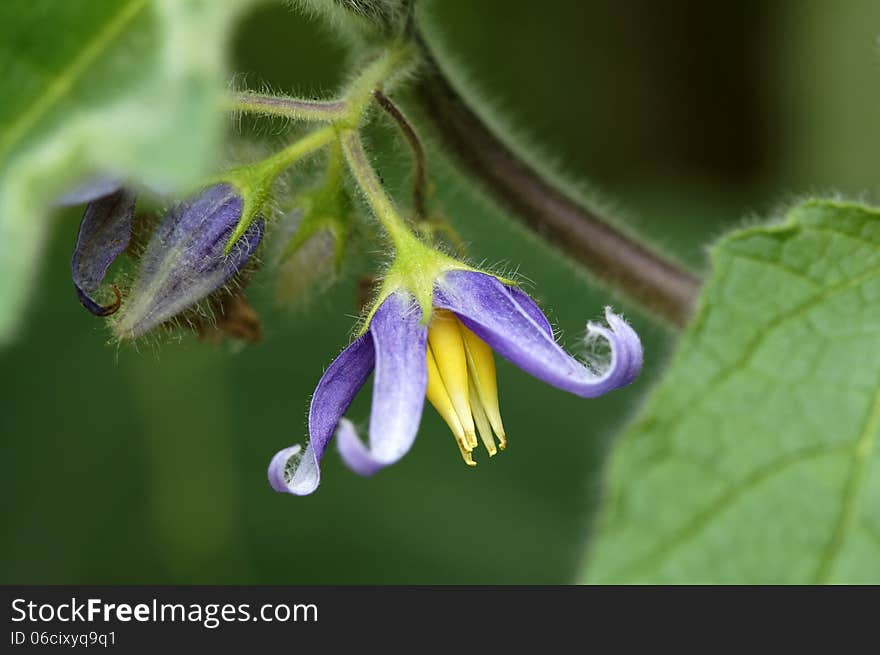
[609,442,853,582]
[726,250,821,287]
[649,251,880,435]
[0,0,148,162]
[811,382,880,582]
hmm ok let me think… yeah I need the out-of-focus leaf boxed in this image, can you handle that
[584,200,880,583]
[0,0,251,344]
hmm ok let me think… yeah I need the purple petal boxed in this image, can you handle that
[113,184,263,339]
[602,308,644,384]
[334,419,375,475]
[268,334,375,495]
[337,291,428,476]
[507,284,554,337]
[55,177,123,207]
[70,189,136,316]
[434,270,642,397]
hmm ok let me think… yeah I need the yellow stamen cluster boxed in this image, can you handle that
[426,310,507,466]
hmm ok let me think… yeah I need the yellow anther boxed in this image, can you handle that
[469,378,497,457]
[426,344,473,460]
[424,311,508,465]
[427,310,477,448]
[456,438,477,467]
[460,323,506,449]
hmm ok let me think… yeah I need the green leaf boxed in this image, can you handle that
[584,200,880,583]
[0,0,252,344]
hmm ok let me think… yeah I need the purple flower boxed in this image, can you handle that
[112,183,264,339]
[71,188,137,316]
[268,269,642,496]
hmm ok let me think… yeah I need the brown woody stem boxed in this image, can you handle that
[410,34,701,328]
[374,89,428,220]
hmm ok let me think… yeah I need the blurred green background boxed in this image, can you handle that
[2,0,879,583]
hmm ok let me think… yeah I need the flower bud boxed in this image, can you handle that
[70,188,136,316]
[112,183,263,340]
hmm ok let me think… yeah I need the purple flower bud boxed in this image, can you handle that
[70,189,136,316]
[112,183,264,340]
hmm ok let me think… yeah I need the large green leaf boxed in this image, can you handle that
[0,0,251,344]
[584,200,880,583]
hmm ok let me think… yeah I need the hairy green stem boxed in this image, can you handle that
[231,42,417,130]
[229,92,347,122]
[339,128,419,251]
[411,33,701,327]
[343,42,418,121]
[254,125,338,179]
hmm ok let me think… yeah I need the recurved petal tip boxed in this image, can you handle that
[268,443,322,496]
[268,444,302,493]
[586,308,643,390]
[604,306,643,386]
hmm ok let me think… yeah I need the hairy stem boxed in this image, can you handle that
[229,92,348,122]
[340,128,419,251]
[232,43,417,128]
[259,125,339,177]
[344,42,419,121]
[411,35,701,327]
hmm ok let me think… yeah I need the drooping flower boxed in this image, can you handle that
[268,268,642,496]
[112,183,264,339]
